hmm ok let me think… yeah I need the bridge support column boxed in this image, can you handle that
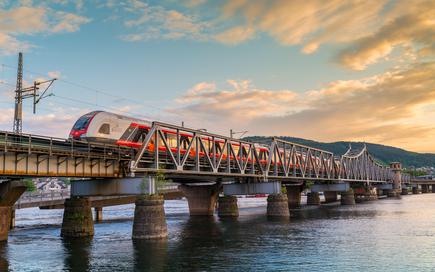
[286,186,302,209]
[307,192,320,205]
[0,207,11,241]
[432,185,435,193]
[324,191,338,203]
[368,188,378,201]
[94,207,103,223]
[180,184,220,216]
[61,197,94,238]
[386,189,399,198]
[401,188,409,195]
[421,185,429,193]
[412,186,420,194]
[267,194,290,218]
[217,196,239,218]
[341,189,355,205]
[0,180,27,241]
[9,209,15,229]
[132,195,167,239]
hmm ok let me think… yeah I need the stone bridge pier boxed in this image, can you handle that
[389,162,402,197]
[285,185,302,209]
[61,177,169,240]
[180,184,221,216]
[421,185,429,193]
[0,180,27,242]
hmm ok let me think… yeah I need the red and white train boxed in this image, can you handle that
[69,111,271,159]
[69,111,332,170]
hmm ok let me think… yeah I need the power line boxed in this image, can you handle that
[0,62,184,126]
[0,63,169,112]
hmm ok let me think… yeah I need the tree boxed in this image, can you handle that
[23,179,36,192]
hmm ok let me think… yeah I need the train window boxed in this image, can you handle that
[132,128,148,142]
[72,112,95,130]
[98,123,110,134]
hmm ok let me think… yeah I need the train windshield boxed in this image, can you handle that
[72,112,98,130]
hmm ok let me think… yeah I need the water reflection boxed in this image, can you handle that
[0,242,9,272]
[133,239,168,272]
[292,205,382,221]
[62,237,92,272]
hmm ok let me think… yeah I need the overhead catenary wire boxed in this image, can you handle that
[0,62,182,124]
[0,63,169,112]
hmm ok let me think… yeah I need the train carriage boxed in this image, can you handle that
[69,111,313,172]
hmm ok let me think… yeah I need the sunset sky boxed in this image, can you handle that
[0,0,434,152]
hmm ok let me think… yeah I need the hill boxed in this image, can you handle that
[243,136,435,168]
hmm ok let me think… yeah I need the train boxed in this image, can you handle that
[69,111,272,159]
[68,111,337,171]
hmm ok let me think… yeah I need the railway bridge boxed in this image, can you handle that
[0,121,432,241]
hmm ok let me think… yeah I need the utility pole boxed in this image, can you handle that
[230,129,248,139]
[12,52,57,133]
[13,52,23,133]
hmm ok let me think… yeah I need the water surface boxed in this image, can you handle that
[1,195,434,271]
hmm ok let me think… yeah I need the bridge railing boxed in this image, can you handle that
[16,189,71,205]
[0,130,132,160]
[129,122,395,183]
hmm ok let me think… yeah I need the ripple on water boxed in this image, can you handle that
[2,195,435,271]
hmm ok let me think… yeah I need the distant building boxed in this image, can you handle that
[35,178,69,192]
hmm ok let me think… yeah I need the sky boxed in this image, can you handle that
[0,0,434,152]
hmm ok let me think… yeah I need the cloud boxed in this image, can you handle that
[51,11,91,33]
[47,71,61,79]
[170,62,435,152]
[170,79,298,125]
[0,4,90,55]
[338,1,435,70]
[121,2,209,42]
[0,106,88,137]
[214,26,255,45]
[217,0,386,50]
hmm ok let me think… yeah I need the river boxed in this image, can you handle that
[1,194,434,271]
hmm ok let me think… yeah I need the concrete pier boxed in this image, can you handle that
[366,188,378,201]
[421,185,429,193]
[307,192,321,205]
[412,186,420,194]
[341,189,355,205]
[324,191,338,203]
[267,194,290,218]
[61,197,94,237]
[180,184,220,216]
[401,188,409,195]
[94,207,103,222]
[0,180,28,241]
[9,209,15,229]
[286,186,302,209]
[132,195,167,239]
[386,189,400,198]
[0,207,11,241]
[217,196,239,218]
[432,185,435,193]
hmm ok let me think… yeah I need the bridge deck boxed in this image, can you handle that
[0,127,411,185]
[0,131,132,178]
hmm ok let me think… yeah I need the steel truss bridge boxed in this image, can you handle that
[130,122,411,184]
[0,122,410,185]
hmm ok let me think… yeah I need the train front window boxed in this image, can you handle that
[72,113,95,130]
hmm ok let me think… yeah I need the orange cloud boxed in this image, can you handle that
[216,0,386,52]
[170,62,435,152]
